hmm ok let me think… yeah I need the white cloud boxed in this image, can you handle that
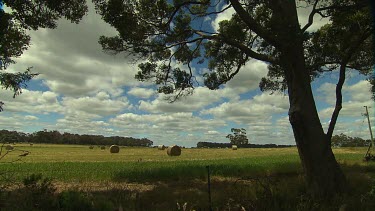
[62,95,131,117]
[224,60,268,94]
[0,89,62,114]
[7,2,140,98]
[211,4,235,32]
[201,92,289,124]
[138,86,236,113]
[128,87,155,99]
[24,115,39,121]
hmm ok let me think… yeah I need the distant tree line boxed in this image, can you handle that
[0,130,153,147]
[196,142,294,148]
[331,133,370,147]
[197,132,371,149]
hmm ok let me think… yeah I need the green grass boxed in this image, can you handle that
[0,144,373,183]
[2,144,375,210]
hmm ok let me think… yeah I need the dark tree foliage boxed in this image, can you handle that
[0,0,88,111]
[196,141,293,148]
[94,0,373,197]
[0,129,153,147]
[331,133,370,147]
[226,128,249,145]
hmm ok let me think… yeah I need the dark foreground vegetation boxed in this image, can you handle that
[0,129,153,147]
[1,165,375,211]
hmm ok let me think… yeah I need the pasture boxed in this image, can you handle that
[0,144,368,182]
[1,144,375,210]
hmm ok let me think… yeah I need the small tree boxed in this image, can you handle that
[226,128,248,145]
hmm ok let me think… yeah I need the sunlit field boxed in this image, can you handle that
[0,144,371,182]
[1,144,375,210]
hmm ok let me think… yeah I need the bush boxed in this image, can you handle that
[17,174,58,210]
[58,191,93,211]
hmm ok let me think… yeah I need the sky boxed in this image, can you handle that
[1,2,374,147]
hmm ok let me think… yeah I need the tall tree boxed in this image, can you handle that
[0,0,88,111]
[93,0,373,197]
[226,128,249,145]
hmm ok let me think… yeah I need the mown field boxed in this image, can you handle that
[0,144,371,182]
[1,144,375,210]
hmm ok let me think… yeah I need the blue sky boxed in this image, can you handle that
[1,2,374,147]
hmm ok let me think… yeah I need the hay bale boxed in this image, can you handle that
[5,145,14,151]
[232,145,238,150]
[158,145,166,150]
[110,145,120,153]
[100,146,105,150]
[167,145,181,156]
[89,146,94,149]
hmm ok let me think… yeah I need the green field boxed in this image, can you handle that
[0,144,372,183]
[1,144,375,210]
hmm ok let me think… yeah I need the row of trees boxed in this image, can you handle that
[331,133,371,147]
[197,141,294,148]
[0,130,153,147]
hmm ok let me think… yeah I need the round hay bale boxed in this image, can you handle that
[167,145,181,156]
[5,145,14,151]
[100,146,105,150]
[158,145,166,150]
[232,145,238,150]
[89,146,94,149]
[110,145,120,153]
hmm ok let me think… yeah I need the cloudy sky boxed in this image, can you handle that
[1,2,374,147]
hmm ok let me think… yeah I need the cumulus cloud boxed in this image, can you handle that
[138,86,236,113]
[128,87,155,99]
[7,1,140,97]
[201,92,289,124]
[0,89,62,114]
[224,60,269,94]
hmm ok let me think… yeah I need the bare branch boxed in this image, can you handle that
[301,0,320,32]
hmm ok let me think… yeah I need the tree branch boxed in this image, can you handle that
[326,29,372,142]
[229,0,280,48]
[301,0,320,32]
[326,63,345,142]
[193,30,277,64]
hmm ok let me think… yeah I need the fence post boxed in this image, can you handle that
[206,165,212,211]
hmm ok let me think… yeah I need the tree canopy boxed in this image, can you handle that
[93,0,372,98]
[0,0,88,111]
[226,128,249,145]
[94,0,373,197]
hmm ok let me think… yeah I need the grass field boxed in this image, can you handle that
[0,144,372,182]
[1,144,375,210]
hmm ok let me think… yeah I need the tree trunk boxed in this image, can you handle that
[286,59,346,197]
[275,0,346,198]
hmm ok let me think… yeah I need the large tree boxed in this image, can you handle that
[0,0,88,111]
[93,0,373,197]
[226,128,249,145]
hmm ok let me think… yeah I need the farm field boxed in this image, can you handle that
[1,144,375,210]
[0,144,372,182]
